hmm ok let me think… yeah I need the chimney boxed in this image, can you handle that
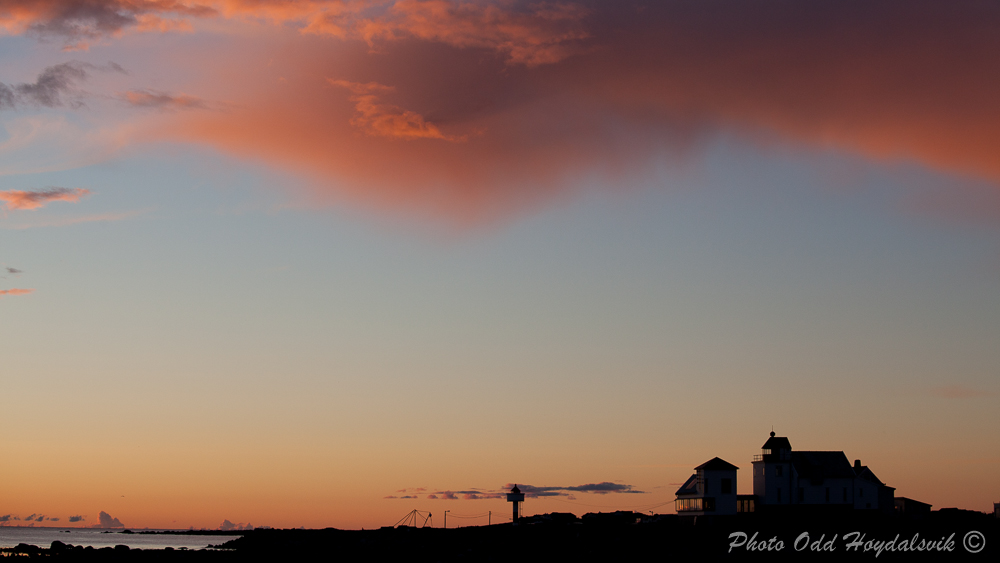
[854,459,861,469]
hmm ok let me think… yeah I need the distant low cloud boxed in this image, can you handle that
[68,515,85,523]
[932,385,995,399]
[218,519,254,531]
[392,481,642,500]
[0,513,61,523]
[119,89,208,110]
[23,514,42,522]
[94,511,124,529]
[0,187,91,210]
[6,267,23,274]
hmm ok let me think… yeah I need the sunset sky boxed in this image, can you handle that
[1,0,998,530]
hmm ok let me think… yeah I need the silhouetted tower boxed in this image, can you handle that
[752,431,793,505]
[507,485,525,522]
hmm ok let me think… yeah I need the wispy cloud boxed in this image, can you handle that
[3,1,588,64]
[508,482,643,497]
[0,0,213,50]
[0,288,34,297]
[0,61,87,108]
[330,79,466,142]
[5,2,1000,225]
[0,61,124,109]
[390,482,643,500]
[119,89,208,111]
[68,515,85,523]
[348,0,590,66]
[0,187,90,210]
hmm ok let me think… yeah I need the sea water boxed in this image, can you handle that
[0,528,240,550]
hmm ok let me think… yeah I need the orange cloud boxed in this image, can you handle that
[0,288,34,297]
[329,79,465,141]
[2,1,587,64]
[10,2,1000,224]
[0,187,91,210]
[0,1,214,50]
[349,0,589,66]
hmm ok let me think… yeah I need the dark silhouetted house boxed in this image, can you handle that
[751,432,895,514]
[895,496,932,516]
[675,457,739,515]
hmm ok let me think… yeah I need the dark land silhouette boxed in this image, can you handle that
[3,509,995,561]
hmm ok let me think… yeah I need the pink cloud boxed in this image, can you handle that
[0,187,90,210]
[0,288,35,297]
[329,79,465,141]
[1,1,587,64]
[7,2,1000,225]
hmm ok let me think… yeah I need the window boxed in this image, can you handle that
[776,465,783,477]
[798,488,804,502]
[676,497,716,512]
[859,487,864,497]
[843,488,848,502]
[722,478,732,494]
[777,488,782,502]
[675,498,704,512]
[825,488,830,503]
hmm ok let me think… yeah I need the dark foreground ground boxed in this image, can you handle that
[3,510,996,561]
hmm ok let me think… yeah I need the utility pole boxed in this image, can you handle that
[444,510,450,529]
[488,511,491,526]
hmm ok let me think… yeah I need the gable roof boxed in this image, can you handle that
[855,465,891,487]
[790,451,856,480]
[695,457,739,471]
[675,474,699,496]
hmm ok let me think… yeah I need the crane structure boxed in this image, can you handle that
[394,509,433,528]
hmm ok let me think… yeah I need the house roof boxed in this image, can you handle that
[762,434,792,451]
[695,457,739,471]
[855,465,892,488]
[895,497,932,509]
[675,474,699,496]
[790,451,856,480]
